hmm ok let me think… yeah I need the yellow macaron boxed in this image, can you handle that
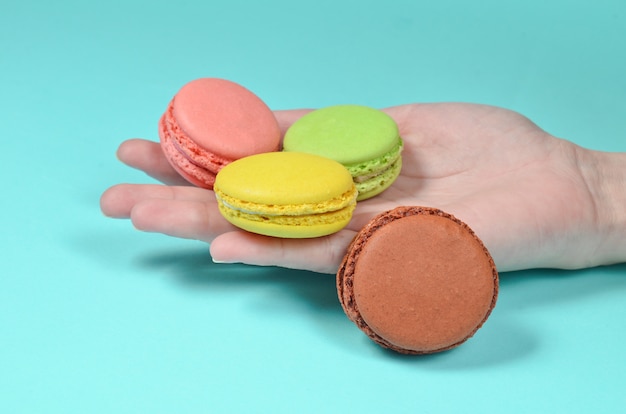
[214,152,358,238]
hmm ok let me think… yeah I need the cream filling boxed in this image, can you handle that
[345,139,403,177]
[216,195,262,216]
[354,160,398,183]
[215,188,358,217]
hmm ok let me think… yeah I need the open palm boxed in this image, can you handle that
[101,102,603,273]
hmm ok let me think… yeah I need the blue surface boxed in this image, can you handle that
[2,0,625,412]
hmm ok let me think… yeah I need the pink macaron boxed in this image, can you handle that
[158,78,281,188]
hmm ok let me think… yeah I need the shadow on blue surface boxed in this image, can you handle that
[104,243,626,368]
[133,246,359,352]
[376,317,538,369]
[135,247,341,309]
[499,263,626,308]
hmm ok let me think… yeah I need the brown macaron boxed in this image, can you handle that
[337,206,499,354]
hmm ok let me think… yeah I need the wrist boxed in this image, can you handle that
[577,147,626,267]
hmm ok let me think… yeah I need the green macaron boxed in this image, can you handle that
[283,105,403,201]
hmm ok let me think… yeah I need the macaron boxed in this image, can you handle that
[214,152,358,238]
[283,104,403,201]
[337,206,499,354]
[159,78,281,189]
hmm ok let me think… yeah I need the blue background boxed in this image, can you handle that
[2,0,625,412]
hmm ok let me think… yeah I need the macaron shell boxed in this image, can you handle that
[215,152,355,205]
[283,105,399,165]
[173,78,281,159]
[337,206,498,354]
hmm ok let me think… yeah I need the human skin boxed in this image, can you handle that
[100,103,626,274]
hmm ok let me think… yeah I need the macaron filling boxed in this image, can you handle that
[215,187,357,217]
[216,195,357,226]
[345,138,403,180]
[354,158,403,200]
[347,139,403,199]
[215,187,357,236]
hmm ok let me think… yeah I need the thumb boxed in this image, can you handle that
[209,230,357,274]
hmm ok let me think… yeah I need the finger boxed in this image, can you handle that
[130,198,236,243]
[100,183,216,218]
[117,138,190,186]
[209,230,357,274]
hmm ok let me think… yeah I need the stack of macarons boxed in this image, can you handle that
[159,77,403,239]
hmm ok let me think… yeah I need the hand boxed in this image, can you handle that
[100,103,623,273]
